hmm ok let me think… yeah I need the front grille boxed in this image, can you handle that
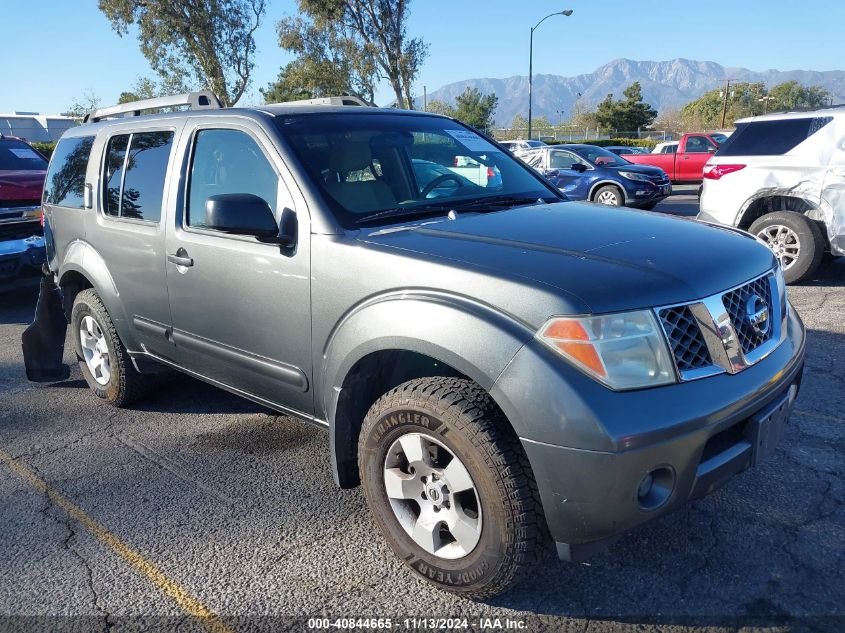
[722,275,774,354]
[658,305,712,372]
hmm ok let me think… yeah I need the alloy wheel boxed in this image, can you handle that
[596,190,619,205]
[79,315,111,386]
[383,432,482,560]
[757,224,801,270]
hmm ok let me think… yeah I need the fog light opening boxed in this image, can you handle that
[637,466,674,511]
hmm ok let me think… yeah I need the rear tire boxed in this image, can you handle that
[71,288,150,407]
[749,212,824,284]
[593,185,623,207]
[358,377,547,598]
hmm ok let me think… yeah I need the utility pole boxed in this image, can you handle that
[423,86,427,112]
[720,79,731,129]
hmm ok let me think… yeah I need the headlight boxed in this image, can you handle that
[537,310,676,390]
[618,171,651,182]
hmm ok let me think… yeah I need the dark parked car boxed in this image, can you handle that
[520,144,671,209]
[25,93,804,599]
[0,135,47,290]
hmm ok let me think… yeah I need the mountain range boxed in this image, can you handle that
[423,58,845,126]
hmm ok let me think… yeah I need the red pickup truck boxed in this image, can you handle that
[622,133,720,183]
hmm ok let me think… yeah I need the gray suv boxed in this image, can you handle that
[23,92,805,598]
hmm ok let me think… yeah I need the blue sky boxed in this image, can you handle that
[2,0,843,114]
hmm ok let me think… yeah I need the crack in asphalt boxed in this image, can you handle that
[33,463,112,632]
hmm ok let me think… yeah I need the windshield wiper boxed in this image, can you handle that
[450,195,556,211]
[354,203,452,225]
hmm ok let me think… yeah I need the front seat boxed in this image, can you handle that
[324,141,395,213]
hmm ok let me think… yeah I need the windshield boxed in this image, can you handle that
[276,113,558,226]
[0,139,48,171]
[567,145,631,167]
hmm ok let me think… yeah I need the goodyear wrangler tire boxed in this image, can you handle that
[358,377,548,598]
[71,288,150,407]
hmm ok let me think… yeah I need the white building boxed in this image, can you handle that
[0,113,78,142]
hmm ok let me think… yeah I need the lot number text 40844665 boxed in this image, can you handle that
[306,618,528,630]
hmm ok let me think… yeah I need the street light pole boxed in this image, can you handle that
[528,9,572,140]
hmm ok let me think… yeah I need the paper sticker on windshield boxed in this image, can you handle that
[9,148,41,160]
[445,130,499,153]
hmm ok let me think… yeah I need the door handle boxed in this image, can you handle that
[167,253,194,267]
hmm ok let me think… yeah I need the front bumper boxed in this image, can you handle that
[624,180,671,207]
[0,235,46,290]
[491,304,805,559]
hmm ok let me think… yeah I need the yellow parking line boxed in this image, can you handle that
[0,448,234,633]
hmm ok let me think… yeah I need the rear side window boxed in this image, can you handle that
[103,131,174,222]
[43,136,95,208]
[718,117,833,156]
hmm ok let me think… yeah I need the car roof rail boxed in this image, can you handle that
[273,95,371,107]
[82,91,222,123]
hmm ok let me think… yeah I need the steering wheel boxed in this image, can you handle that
[421,173,464,198]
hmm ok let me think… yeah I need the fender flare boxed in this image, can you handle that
[319,291,536,486]
[58,240,135,350]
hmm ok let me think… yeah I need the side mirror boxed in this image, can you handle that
[205,193,278,238]
[205,194,297,248]
[707,145,717,153]
[570,163,588,173]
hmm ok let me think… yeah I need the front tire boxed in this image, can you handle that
[593,185,623,206]
[749,212,824,284]
[71,288,150,407]
[358,377,547,598]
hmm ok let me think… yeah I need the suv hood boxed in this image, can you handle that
[0,170,46,203]
[359,202,775,315]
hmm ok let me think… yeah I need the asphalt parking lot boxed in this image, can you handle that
[0,191,842,632]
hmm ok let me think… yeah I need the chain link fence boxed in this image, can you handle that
[491,127,673,142]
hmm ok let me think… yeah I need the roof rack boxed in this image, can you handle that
[274,95,370,107]
[83,91,222,123]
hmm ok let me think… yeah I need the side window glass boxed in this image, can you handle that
[187,129,279,228]
[686,136,713,153]
[104,135,129,217]
[43,136,95,208]
[550,152,576,169]
[120,132,174,221]
[103,131,174,221]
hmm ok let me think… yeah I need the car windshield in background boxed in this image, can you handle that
[568,145,630,167]
[0,139,48,171]
[275,113,556,226]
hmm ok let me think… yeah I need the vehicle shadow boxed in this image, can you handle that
[800,256,845,287]
[0,285,38,325]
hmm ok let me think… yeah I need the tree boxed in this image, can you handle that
[451,88,498,134]
[678,81,828,130]
[98,0,266,107]
[594,82,657,135]
[424,100,453,116]
[767,81,830,111]
[117,75,193,104]
[65,90,101,121]
[264,10,378,105]
[274,0,428,109]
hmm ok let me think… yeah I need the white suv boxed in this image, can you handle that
[698,107,844,283]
